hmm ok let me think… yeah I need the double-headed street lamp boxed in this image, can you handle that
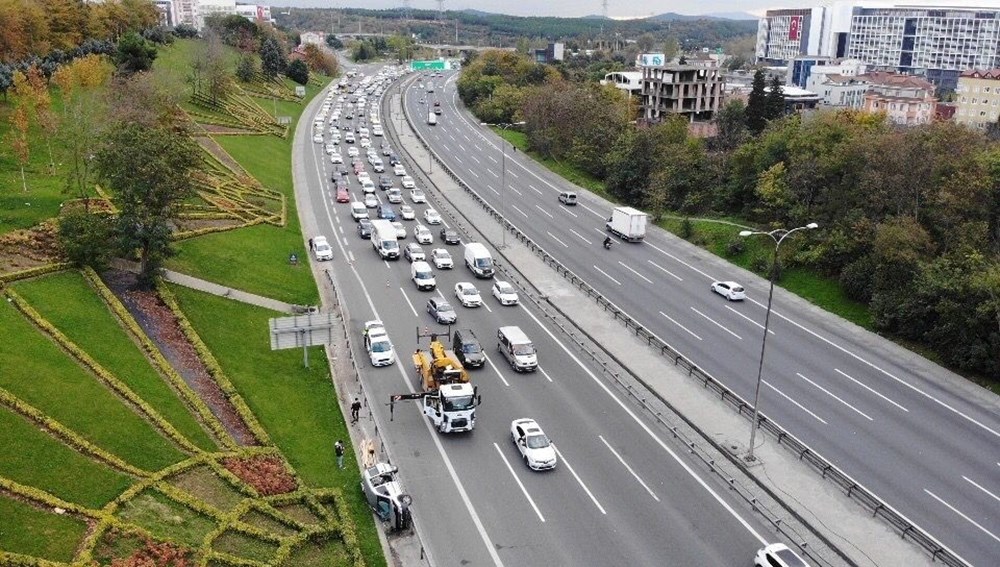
[480,121,526,249]
[739,222,819,462]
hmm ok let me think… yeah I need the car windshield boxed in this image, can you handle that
[371,341,391,353]
[384,241,398,250]
[525,433,550,449]
[733,286,745,293]
[513,344,535,356]
[476,258,492,268]
[462,343,480,353]
[416,270,432,280]
[442,394,475,411]
[462,288,477,296]
[437,302,453,312]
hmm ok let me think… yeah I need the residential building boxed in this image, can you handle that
[600,72,643,95]
[533,43,565,64]
[175,0,197,27]
[640,64,723,123]
[861,71,937,124]
[153,0,177,27]
[789,57,867,89]
[195,0,235,29]
[300,32,326,47]
[955,68,1000,128]
[756,2,1000,91]
[811,74,871,108]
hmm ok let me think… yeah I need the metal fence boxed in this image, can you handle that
[389,81,967,567]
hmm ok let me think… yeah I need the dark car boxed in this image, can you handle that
[357,218,373,239]
[426,297,457,324]
[335,164,349,177]
[440,228,460,245]
[377,204,398,221]
[379,175,393,190]
[434,107,442,115]
[389,154,401,166]
[453,329,484,368]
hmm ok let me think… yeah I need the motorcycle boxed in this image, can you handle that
[603,238,612,250]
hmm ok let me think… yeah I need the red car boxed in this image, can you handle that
[336,186,350,203]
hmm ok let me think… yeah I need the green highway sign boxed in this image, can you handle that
[411,60,447,71]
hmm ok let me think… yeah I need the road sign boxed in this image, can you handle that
[410,60,447,71]
[269,312,335,367]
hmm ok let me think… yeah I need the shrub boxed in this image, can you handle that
[58,211,116,271]
[840,255,876,303]
[679,217,694,239]
[285,59,308,85]
[110,538,193,567]
[724,236,745,257]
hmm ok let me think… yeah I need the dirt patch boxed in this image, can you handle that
[173,218,243,233]
[0,221,62,274]
[102,269,258,446]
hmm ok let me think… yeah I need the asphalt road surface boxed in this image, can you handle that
[398,70,1000,566]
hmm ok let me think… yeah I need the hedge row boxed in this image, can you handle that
[5,289,202,457]
[0,549,68,567]
[156,284,272,446]
[81,267,235,451]
[0,475,102,521]
[0,386,147,478]
[0,263,72,284]
[172,218,266,241]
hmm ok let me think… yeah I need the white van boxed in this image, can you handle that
[411,261,436,291]
[370,219,400,260]
[497,326,537,372]
[463,242,494,278]
[351,202,369,221]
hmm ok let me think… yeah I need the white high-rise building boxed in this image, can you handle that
[195,0,236,29]
[175,0,197,27]
[756,1,1000,90]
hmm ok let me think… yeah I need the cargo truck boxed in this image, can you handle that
[427,112,437,126]
[605,206,647,242]
[371,219,400,260]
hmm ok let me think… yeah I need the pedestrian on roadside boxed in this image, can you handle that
[335,440,345,469]
[351,398,362,423]
[308,238,314,250]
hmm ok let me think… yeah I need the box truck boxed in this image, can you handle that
[605,206,647,242]
[371,219,400,260]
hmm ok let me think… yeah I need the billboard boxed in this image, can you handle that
[637,53,665,67]
[789,15,802,40]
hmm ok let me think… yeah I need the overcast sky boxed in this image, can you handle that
[273,0,782,19]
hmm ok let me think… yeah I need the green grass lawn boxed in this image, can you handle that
[13,271,218,451]
[117,490,217,548]
[0,407,133,509]
[492,128,610,197]
[168,285,385,567]
[0,299,186,472]
[0,494,89,562]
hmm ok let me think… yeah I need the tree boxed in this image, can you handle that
[174,24,198,38]
[765,75,785,120]
[712,99,748,151]
[259,36,285,78]
[745,69,768,135]
[325,35,343,50]
[663,37,680,60]
[60,90,106,209]
[114,32,157,75]
[301,44,338,76]
[235,54,256,82]
[285,58,309,85]
[387,34,416,62]
[94,122,199,288]
[58,210,115,271]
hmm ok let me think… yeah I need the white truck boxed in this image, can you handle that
[605,206,647,242]
[371,219,400,260]
[427,112,437,126]
[463,242,495,278]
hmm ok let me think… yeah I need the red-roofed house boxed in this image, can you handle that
[860,72,937,126]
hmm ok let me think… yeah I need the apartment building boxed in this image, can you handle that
[861,71,937,124]
[640,64,723,123]
[955,68,1000,128]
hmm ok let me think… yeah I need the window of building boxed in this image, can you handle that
[986,87,992,93]
[973,98,978,104]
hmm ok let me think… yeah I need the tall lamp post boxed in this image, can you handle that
[479,121,525,248]
[739,222,819,462]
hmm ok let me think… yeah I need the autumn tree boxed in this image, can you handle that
[94,121,199,287]
[301,43,338,76]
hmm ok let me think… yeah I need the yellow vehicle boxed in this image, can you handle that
[389,336,478,433]
[412,339,469,390]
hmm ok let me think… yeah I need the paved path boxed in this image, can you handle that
[161,269,299,314]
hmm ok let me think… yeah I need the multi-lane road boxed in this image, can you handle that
[295,66,802,565]
[397,71,1000,566]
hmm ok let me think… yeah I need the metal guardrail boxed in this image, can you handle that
[389,79,968,567]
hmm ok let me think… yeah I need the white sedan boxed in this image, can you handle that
[413,224,433,244]
[431,248,453,269]
[510,418,557,471]
[753,543,809,567]
[401,175,416,189]
[491,281,519,306]
[391,221,407,239]
[364,194,378,208]
[711,281,746,301]
[454,282,482,307]
[364,321,396,367]
[399,205,416,220]
[312,134,323,144]
[409,188,427,203]
[347,146,360,157]
[330,153,343,164]
[423,208,442,225]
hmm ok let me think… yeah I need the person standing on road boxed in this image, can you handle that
[351,398,362,423]
[335,440,345,469]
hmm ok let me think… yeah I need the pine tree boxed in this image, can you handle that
[260,37,285,78]
[766,75,786,120]
[745,69,768,135]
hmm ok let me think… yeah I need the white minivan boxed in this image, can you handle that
[464,242,494,278]
[497,326,537,372]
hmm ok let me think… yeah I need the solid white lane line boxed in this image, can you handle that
[535,205,554,219]
[594,265,622,286]
[617,261,653,285]
[598,435,660,502]
[348,251,355,262]
[470,155,481,164]
[644,241,717,281]
[399,288,418,317]
[508,186,522,196]
[493,443,546,522]
[659,311,703,341]
[528,184,543,196]
[724,305,774,335]
[483,354,511,387]
[552,445,606,514]
[489,169,500,178]
[569,229,592,245]
[763,380,828,424]
[547,232,569,248]
[834,369,908,412]
[510,204,528,218]
[795,372,873,421]
[538,366,555,383]
[925,489,1000,544]
[581,203,605,218]
[691,307,742,340]
[963,476,1000,504]
[488,154,498,163]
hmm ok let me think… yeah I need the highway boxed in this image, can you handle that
[295,66,788,566]
[398,70,1000,566]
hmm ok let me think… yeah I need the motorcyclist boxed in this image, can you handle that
[603,236,612,249]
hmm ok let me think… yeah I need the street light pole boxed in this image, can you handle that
[740,222,819,462]
[480,121,525,249]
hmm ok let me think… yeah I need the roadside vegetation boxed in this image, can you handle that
[461,49,1000,389]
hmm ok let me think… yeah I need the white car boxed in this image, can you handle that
[325,143,336,154]
[330,153,343,164]
[454,282,482,307]
[491,281,519,305]
[423,208,442,225]
[364,194,378,208]
[348,146,360,157]
[386,188,403,204]
[363,321,395,367]
[360,137,372,149]
[311,235,333,261]
[361,179,376,193]
[391,221,407,239]
[312,134,323,144]
[754,543,809,567]
[413,224,433,244]
[711,281,746,301]
[351,201,368,220]
[409,188,426,203]
[345,132,356,144]
[431,248,453,269]
[510,418,557,471]
[401,175,416,189]
[393,164,406,176]
[404,243,425,262]
[399,204,416,220]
